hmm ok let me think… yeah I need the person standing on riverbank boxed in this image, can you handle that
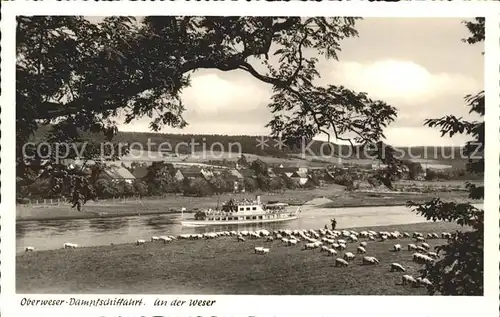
[331,218,337,230]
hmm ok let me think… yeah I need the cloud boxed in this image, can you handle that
[323,60,481,106]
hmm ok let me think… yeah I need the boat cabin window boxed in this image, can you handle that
[246,207,251,211]
[239,207,244,211]
[252,207,257,210]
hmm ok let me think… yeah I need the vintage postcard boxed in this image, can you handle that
[1,1,499,317]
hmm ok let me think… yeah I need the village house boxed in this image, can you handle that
[179,167,214,181]
[290,171,310,186]
[101,166,136,184]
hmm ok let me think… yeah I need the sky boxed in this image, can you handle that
[90,17,484,147]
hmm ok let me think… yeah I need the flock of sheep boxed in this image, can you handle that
[25,227,449,290]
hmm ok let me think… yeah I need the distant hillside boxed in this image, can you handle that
[30,124,469,163]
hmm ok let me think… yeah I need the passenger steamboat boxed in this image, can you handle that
[180,195,301,227]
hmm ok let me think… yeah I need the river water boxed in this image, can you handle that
[16,202,483,253]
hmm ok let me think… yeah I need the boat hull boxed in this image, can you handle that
[181,215,298,227]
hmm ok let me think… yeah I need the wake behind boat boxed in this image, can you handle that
[180,195,301,227]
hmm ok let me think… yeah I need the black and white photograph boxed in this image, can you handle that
[13,14,487,298]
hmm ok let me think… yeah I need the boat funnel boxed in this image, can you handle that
[256,195,261,204]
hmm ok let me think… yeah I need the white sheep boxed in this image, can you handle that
[261,248,270,254]
[136,239,146,245]
[390,263,405,272]
[380,235,388,241]
[337,239,346,245]
[360,241,367,247]
[304,243,316,250]
[402,275,416,286]
[441,232,451,239]
[335,258,349,267]
[25,246,35,252]
[328,248,337,256]
[64,242,77,249]
[426,233,434,239]
[357,246,367,254]
[416,246,427,253]
[419,277,432,287]
[282,238,289,244]
[407,243,417,251]
[393,244,401,252]
[237,236,246,242]
[320,245,329,252]
[421,242,430,250]
[427,251,438,259]
[254,247,264,254]
[416,236,425,243]
[338,243,347,251]
[362,256,379,265]
[288,239,298,246]
[151,236,160,242]
[266,236,274,242]
[349,235,358,242]
[368,235,376,241]
[160,236,172,243]
[403,232,411,238]
[343,252,355,261]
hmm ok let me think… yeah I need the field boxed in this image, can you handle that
[16,184,475,222]
[17,221,466,295]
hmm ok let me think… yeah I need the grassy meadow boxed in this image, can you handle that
[17,222,465,295]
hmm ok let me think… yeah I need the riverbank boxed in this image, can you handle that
[17,221,466,294]
[16,187,475,222]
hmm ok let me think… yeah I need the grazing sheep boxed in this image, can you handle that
[441,232,451,239]
[237,236,246,242]
[349,235,358,242]
[403,232,411,238]
[320,245,329,252]
[427,252,438,259]
[426,233,434,239]
[431,233,439,239]
[408,244,417,251]
[402,275,416,286]
[160,236,172,243]
[360,231,369,238]
[261,248,270,254]
[368,235,376,241]
[393,244,401,252]
[64,243,77,249]
[343,252,355,261]
[288,239,298,246]
[360,241,367,247]
[362,256,379,265]
[338,243,347,251]
[136,239,146,245]
[254,247,264,254]
[413,253,433,264]
[416,236,425,243]
[151,236,160,242]
[335,258,349,267]
[419,277,432,287]
[266,236,274,242]
[328,248,337,256]
[414,245,426,253]
[25,246,35,252]
[304,243,317,250]
[421,242,430,250]
[337,239,346,245]
[413,232,423,238]
[390,263,405,272]
[357,246,367,254]
[380,235,388,241]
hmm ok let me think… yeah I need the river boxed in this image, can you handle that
[16,202,483,253]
